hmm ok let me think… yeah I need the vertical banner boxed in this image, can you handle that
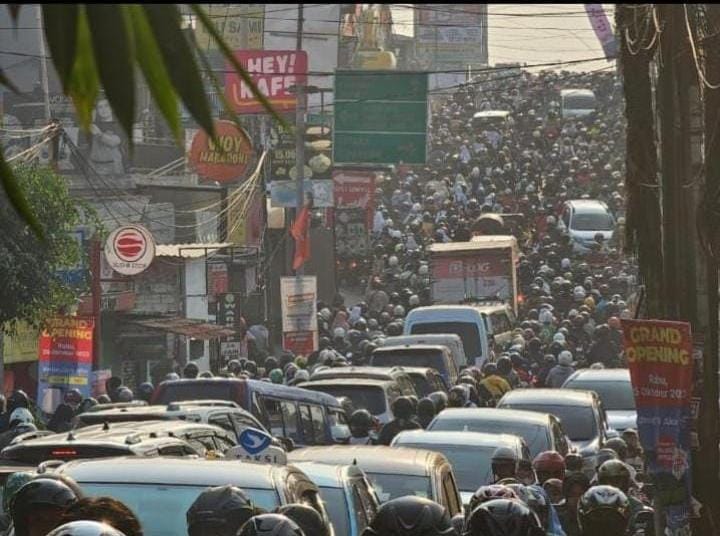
[333,168,376,228]
[622,319,693,534]
[37,317,94,413]
[585,4,618,60]
[280,276,318,355]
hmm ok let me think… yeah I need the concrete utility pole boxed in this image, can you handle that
[294,3,306,275]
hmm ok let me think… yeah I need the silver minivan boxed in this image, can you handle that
[559,199,615,254]
[380,334,467,370]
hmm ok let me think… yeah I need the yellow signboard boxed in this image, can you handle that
[194,4,265,51]
[2,323,39,364]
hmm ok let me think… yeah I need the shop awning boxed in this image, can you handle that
[128,317,236,339]
[155,243,231,259]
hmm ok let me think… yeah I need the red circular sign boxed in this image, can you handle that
[114,228,147,262]
[189,120,254,183]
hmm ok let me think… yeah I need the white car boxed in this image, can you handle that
[562,368,637,432]
[559,199,615,254]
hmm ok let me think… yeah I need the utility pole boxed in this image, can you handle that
[701,4,720,525]
[36,5,50,121]
[294,3,306,275]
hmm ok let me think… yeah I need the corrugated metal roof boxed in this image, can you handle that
[155,243,231,258]
[129,317,236,339]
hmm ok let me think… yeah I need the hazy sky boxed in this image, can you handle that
[392,3,616,72]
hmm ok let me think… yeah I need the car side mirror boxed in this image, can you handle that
[276,437,295,452]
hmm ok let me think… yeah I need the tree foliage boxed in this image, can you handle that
[1,4,280,237]
[0,165,96,328]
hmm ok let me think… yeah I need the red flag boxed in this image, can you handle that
[290,207,311,270]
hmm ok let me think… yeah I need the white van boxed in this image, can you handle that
[403,306,492,368]
[560,89,597,118]
[380,334,468,370]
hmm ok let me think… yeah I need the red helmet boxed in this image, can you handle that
[532,451,566,482]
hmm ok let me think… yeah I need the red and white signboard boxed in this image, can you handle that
[104,224,156,276]
[333,169,376,228]
[226,50,308,114]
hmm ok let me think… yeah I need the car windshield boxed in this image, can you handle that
[155,383,235,405]
[428,418,549,457]
[396,443,494,491]
[366,473,432,503]
[407,375,433,397]
[305,385,388,416]
[80,483,279,536]
[410,322,481,360]
[564,95,596,109]
[319,487,352,536]
[564,380,636,411]
[571,212,613,231]
[371,350,446,373]
[504,404,597,441]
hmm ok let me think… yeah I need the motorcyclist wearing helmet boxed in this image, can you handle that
[378,397,421,446]
[496,356,520,388]
[545,350,575,388]
[596,460,645,520]
[479,363,511,403]
[237,514,305,536]
[11,478,80,536]
[0,389,29,432]
[467,485,518,518]
[361,496,456,536]
[276,504,330,536]
[183,362,200,379]
[491,446,520,484]
[533,451,566,484]
[416,397,437,429]
[463,498,544,536]
[556,472,590,536]
[187,485,259,536]
[0,407,37,449]
[349,409,376,445]
[0,471,32,531]
[136,382,155,403]
[577,485,630,536]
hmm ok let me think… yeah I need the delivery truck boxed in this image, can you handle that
[427,235,519,314]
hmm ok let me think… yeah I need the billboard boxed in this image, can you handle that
[280,276,318,354]
[194,4,265,51]
[622,319,693,534]
[37,316,94,413]
[226,50,308,114]
[414,4,488,74]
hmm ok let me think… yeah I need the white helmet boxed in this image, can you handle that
[590,362,606,370]
[319,308,332,321]
[393,305,406,317]
[46,521,126,536]
[546,215,557,226]
[409,295,420,306]
[388,256,399,267]
[539,309,554,324]
[418,264,429,276]
[9,407,33,427]
[573,286,587,301]
[558,351,573,366]
[553,332,566,344]
[561,258,571,270]
[333,327,346,339]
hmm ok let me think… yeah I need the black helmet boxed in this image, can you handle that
[349,409,374,437]
[447,385,468,408]
[482,362,498,376]
[244,361,258,377]
[417,398,437,428]
[137,382,154,402]
[597,460,632,493]
[264,356,279,371]
[577,485,630,536]
[237,514,305,536]
[362,496,456,536]
[496,356,513,375]
[276,504,330,536]
[386,322,403,337]
[7,389,29,411]
[96,394,112,404]
[77,398,98,414]
[183,362,200,379]
[604,437,628,460]
[464,499,543,536]
[391,397,415,420]
[12,478,79,535]
[115,387,134,402]
[63,389,83,406]
[187,485,256,536]
[228,359,242,375]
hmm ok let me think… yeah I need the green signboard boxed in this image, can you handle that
[334,71,428,165]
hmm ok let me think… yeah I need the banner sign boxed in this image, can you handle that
[37,316,94,413]
[226,50,308,114]
[280,276,318,354]
[622,319,693,534]
[335,209,370,259]
[188,120,254,184]
[194,4,265,51]
[585,4,617,60]
[270,180,334,208]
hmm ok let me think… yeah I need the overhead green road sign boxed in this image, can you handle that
[334,71,428,165]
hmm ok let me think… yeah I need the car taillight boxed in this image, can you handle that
[51,448,77,457]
